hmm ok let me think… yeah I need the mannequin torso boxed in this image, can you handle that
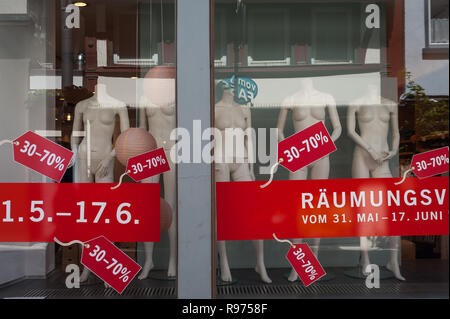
[215,90,250,163]
[348,85,399,177]
[71,84,129,182]
[140,96,176,150]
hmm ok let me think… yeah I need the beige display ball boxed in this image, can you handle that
[160,198,173,235]
[115,128,157,166]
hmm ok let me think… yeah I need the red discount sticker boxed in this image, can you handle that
[13,131,74,182]
[126,148,170,182]
[411,147,449,179]
[286,243,326,287]
[278,121,336,172]
[81,236,141,294]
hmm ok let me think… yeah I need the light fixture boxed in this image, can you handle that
[66,113,72,121]
[74,2,87,7]
[131,76,138,79]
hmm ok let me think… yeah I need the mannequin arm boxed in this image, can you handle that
[384,106,400,160]
[117,106,130,132]
[69,103,83,168]
[96,106,130,177]
[244,106,255,180]
[276,108,288,141]
[327,99,342,142]
[139,107,147,130]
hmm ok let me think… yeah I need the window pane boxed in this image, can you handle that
[430,0,449,44]
[213,0,449,299]
[0,0,177,299]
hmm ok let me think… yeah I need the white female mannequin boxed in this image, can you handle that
[215,85,272,284]
[137,66,177,280]
[347,83,404,281]
[277,78,342,282]
[71,83,130,282]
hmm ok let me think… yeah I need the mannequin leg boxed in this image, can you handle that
[75,153,94,283]
[138,174,160,280]
[232,163,272,283]
[352,150,371,274]
[386,236,405,280]
[253,240,272,283]
[372,163,405,280]
[215,163,233,282]
[360,236,372,275]
[163,156,177,278]
[138,242,155,280]
[217,240,232,282]
[308,156,331,257]
[287,167,308,282]
[95,160,115,288]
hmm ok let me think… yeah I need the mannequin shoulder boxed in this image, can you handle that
[280,94,294,108]
[348,99,362,112]
[74,98,90,113]
[241,105,252,116]
[381,97,398,111]
[323,92,336,105]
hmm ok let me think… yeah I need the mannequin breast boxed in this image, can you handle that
[357,105,391,152]
[287,92,328,132]
[214,104,249,162]
[146,106,176,149]
[78,101,116,159]
[215,104,247,131]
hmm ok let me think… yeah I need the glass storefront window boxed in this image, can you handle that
[0,0,177,299]
[0,0,448,302]
[213,0,448,299]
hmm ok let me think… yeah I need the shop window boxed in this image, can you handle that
[0,0,177,299]
[427,0,449,46]
[423,0,449,59]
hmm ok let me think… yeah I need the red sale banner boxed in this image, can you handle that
[0,183,160,242]
[411,147,449,179]
[81,236,141,294]
[278,121,336,172]
[216,177,449,240]
[126,147,170,182]
[13,131,74,182]
[286,243,326,287]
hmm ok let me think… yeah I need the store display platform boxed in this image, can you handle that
[217,259,449,299]
[0,260,447,299]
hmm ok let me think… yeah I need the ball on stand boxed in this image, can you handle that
[160,197,173,235]
[114,128,157,166]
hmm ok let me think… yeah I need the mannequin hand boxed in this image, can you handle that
[67,149,77,169]
[367,148,384,165]
[382,151,396,161]
[95,156,112,178]
[278,133,285,142]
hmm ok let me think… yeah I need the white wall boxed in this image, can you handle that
[0,59,29,182]
[405,0,449,95]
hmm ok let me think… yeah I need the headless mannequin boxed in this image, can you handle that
[277,78,342,282]
[215,87,272,284]
[137,72,177,280]
[71,83,130,283]
[347,83,405,281]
